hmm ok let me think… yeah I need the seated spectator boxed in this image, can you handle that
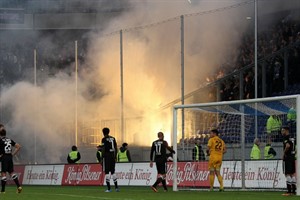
[192,140,205,161]
[67,145,81,164]
[117,143,132,162]
[264,140,277,159]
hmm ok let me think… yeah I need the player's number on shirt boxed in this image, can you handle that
[214,140,223,151]
[155,143,162,155]
[108,138,115,151]
[4,140,12,154]
[290,138,296,154]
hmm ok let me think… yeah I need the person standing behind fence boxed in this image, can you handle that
[101,127,119,192]
[266,115,282,142]
[287,107,296,137]
[117,143,131,162]
[250,138,261,160]
[281,126,297,196]
[287,107,296,122]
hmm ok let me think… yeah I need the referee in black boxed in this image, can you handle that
[150,132,175,192]
[101,127,119,192]
[281,126,297,196]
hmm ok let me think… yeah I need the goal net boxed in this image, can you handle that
[171,95,299,192]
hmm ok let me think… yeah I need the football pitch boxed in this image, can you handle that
[0,186,297,200]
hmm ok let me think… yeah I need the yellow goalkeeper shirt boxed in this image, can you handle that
[208,136,226,158]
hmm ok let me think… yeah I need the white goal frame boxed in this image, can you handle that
[172,95,300,193]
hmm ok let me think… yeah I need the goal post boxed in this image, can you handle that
[172,95,300,193]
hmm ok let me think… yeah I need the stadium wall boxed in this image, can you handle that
[9,161,286,189]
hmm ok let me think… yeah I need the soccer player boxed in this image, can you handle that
[150,132,175,192]
[207,129,226,191]
[281,126,297,196]
[0,128,22,193]
[101,127,119,192]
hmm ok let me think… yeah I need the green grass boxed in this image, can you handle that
[0,186,298,200]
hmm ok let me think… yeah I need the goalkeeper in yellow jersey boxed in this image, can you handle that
[207,129,226,191]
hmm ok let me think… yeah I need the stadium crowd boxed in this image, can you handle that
[213,13,300,101]
[0,30,87,85]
